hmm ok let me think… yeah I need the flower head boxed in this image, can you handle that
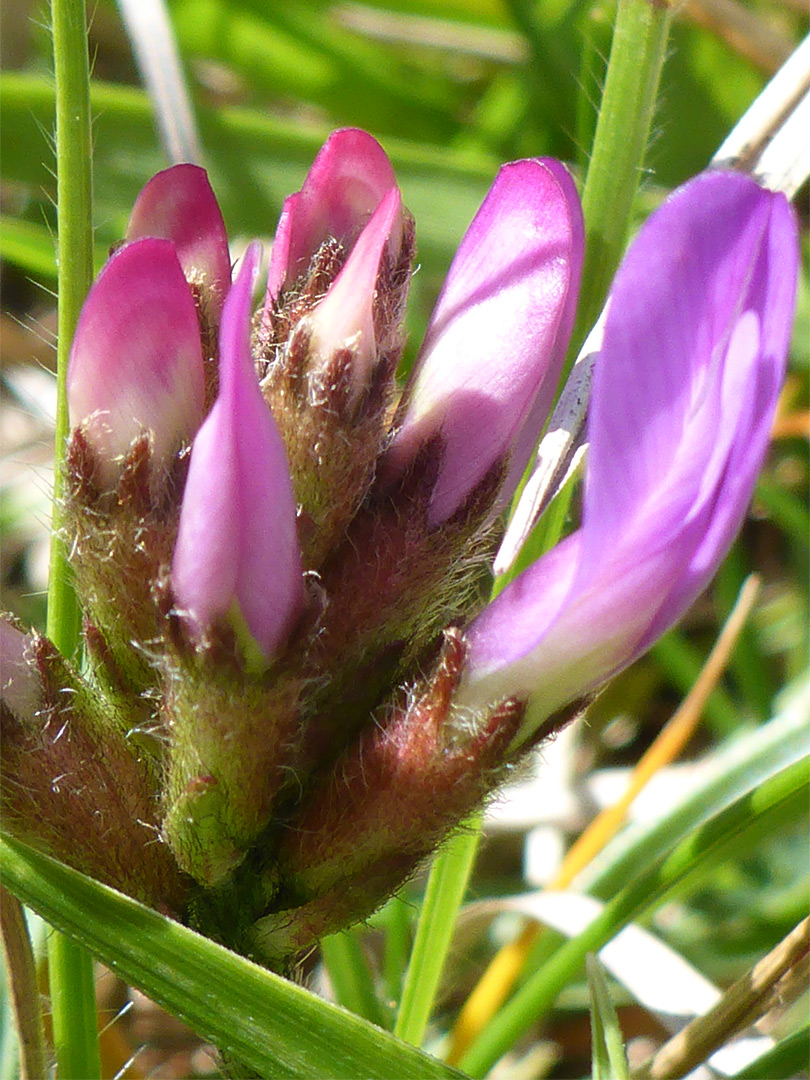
[305,186,404,401]
[264,128,400,303]
[11,133,797,959]
[386,158,583,524]
[125,163,231,323]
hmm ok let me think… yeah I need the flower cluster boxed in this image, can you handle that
[0,130,797,962]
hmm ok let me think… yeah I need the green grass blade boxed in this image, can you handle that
[0,215,107,278]
[320,930,386,1029]
[0,837,469,1080]
[587,954,629,1080]
[579,679,810,898]
[382,896,412,1012]
[395,820,482,1046]
[728,1023,810,1080]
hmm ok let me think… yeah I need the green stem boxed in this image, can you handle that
[383,895,412,1011]
[48,0,100,1076]
[47,933,100,1079]
[394,819,482,1046]
[570,0,672,359]
[49,0,90,652]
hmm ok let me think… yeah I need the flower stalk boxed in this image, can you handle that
[47,0,101,1074]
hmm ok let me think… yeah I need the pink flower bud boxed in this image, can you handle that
[265,128,399,302]
[385,158,583,525]
[67,238,206,488]
[172,243,304,660]
[125,164,231,320]
[305,187,402,397]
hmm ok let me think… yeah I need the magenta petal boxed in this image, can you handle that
[0,621,41,720]
[387,158,583,525]
[458,172,798,730]
[265,192,299,301]
[172,243,303,660]
[67,238,205,485]
[265,128,398,301]
[126,164,231,317]
[307,187,402,390]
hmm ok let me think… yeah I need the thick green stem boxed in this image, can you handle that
[570,0,672,359]
[47,0,100,1076]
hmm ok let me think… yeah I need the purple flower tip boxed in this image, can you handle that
[67,237,206,486]
[386,157,584,525]
[265,128,398,302]
[126,164,231,318]
[307,187,402,391]
[457,171,798,734]
[172,242,304,661]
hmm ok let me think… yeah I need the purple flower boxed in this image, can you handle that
[171,243,303,662]
[386,158,583,525]
[32,130,797,947]
[454,171,798,737]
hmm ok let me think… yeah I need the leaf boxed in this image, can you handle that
[587,953,629,1080]
[0,836,468,1080]
[320,929,387,1029]
[728,1023,810,1080]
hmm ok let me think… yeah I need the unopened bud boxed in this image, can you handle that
[67,238,205,490]
[172,243,303,662]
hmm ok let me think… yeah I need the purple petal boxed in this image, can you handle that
[457,172,798,731]
[583,171,797,646]
[386,158,583,525]
[265,128,399,301]
[172,242,303,659]
[0,621,41,721]
[307,187,402,391]
[126,164,231,318]
[67,238,206,486]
